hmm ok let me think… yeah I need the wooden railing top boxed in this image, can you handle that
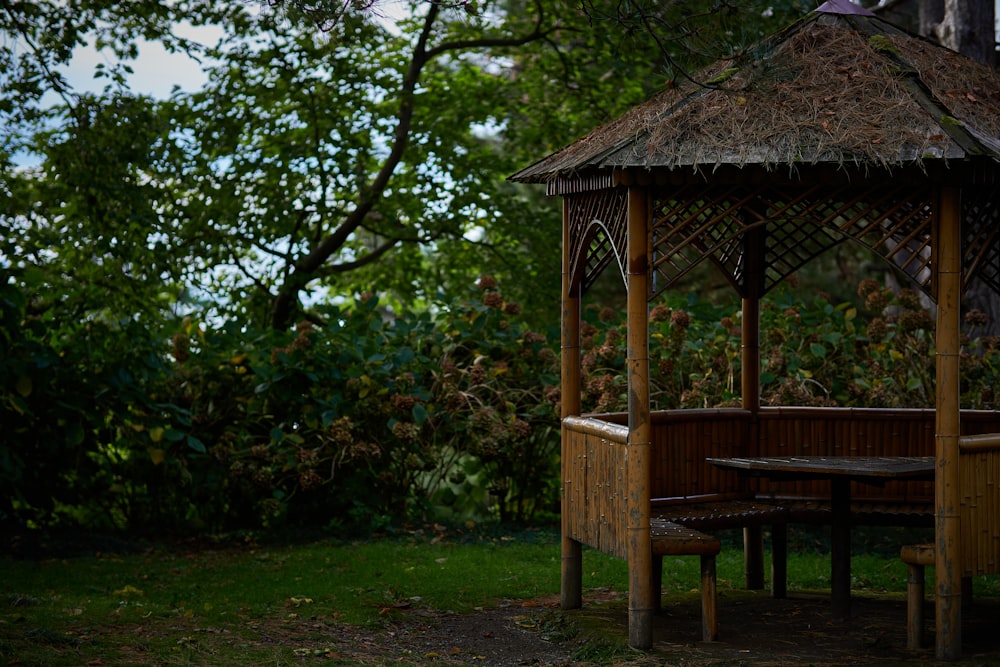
[960,432,1000,452]
[563,415,629,442]
[584,406,1000,421]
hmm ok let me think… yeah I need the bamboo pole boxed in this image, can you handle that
[934,185,962,661]
[626,185,653,649]
[742,224,765,589]
[561,197,583,611]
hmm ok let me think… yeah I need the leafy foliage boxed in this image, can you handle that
[579,278,1000,414]
[1,277,562,533]
[5,0,997,541]
[5,272,1000,537]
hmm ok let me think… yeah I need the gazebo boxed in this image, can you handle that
[511,0,1000,660]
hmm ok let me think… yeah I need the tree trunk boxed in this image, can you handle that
[920,0,1000,335]
[935,0,996,66]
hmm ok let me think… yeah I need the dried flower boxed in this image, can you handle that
[866,317,889,341]
[650,304,670,322]
[965,308,989,328]
[670,309,690,329]
[897,289,923,311]
[299,470,322,490]
[865,289,889,312]
[483,292,503,309]
[857,278,881,298]
[391,421,420,442]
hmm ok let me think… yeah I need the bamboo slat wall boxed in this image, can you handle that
[563,409,1000,565]
[647,409,752,499]
[959,442,1000,576]
[755,407,936,502]
[562,416,631,559]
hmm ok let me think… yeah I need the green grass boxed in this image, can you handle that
[2,526,999,666]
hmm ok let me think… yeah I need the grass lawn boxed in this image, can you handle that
[3,525,999,666]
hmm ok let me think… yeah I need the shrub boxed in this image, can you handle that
[4,275,999,538]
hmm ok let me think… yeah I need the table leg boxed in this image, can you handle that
[830,477,851,619]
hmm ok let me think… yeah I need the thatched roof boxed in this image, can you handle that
[511,0,1000,184]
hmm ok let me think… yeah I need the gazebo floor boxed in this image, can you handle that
[568,588,1000,666]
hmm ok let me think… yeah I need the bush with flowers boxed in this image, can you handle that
[5,274,1000,537]
[580,278,1000,414]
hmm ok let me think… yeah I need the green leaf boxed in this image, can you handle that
[186,435,207,453]
[809,343,827,359]
[412,403,428,425]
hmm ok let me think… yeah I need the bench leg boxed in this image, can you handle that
[652,554,663,612]
[701,553,719,642]
[906,562,925,650]
[771,523,787,599]
[744,526,765,590]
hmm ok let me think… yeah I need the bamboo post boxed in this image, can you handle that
[741,224,765,590]
[934,185,962,661]
[561,197,583,611]
[626,185,653,649]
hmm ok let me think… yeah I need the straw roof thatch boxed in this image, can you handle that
[511,0,1000,184]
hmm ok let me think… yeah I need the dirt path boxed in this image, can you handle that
[320,589,1000,666]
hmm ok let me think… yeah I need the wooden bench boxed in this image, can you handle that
[900,543,934,650]
[899,543,975,650]
[652,499,788,598]
[650,519,721,642]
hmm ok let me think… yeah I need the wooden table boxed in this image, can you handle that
[706,456,935,619]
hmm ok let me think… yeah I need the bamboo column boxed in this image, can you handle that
[741,224,767,590]
[626,185,653,649]
[934,185,962,661]
[560,197,583,611]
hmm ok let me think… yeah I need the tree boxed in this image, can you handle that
[920,0,996,66]
[156,0,685,330]
[917,0,999,333]
[157,2,556,329]
[4,0,811,332]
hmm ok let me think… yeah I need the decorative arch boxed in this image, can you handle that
[565,188,628,294]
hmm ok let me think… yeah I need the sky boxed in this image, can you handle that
[61,22,221,98]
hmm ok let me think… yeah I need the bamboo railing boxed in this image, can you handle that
[562,416,631,559]
[959,433,1000,576]
[563,408,1000,558]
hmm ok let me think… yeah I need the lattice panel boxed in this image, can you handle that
[756,183,934,294]
[651,185,757,296]
[566,188,628,293]
[650,182,934,300]
[962,185,1000,296]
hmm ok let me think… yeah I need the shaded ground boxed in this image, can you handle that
[328,589,1000,666]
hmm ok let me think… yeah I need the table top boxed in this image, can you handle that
[706,456,935,481]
